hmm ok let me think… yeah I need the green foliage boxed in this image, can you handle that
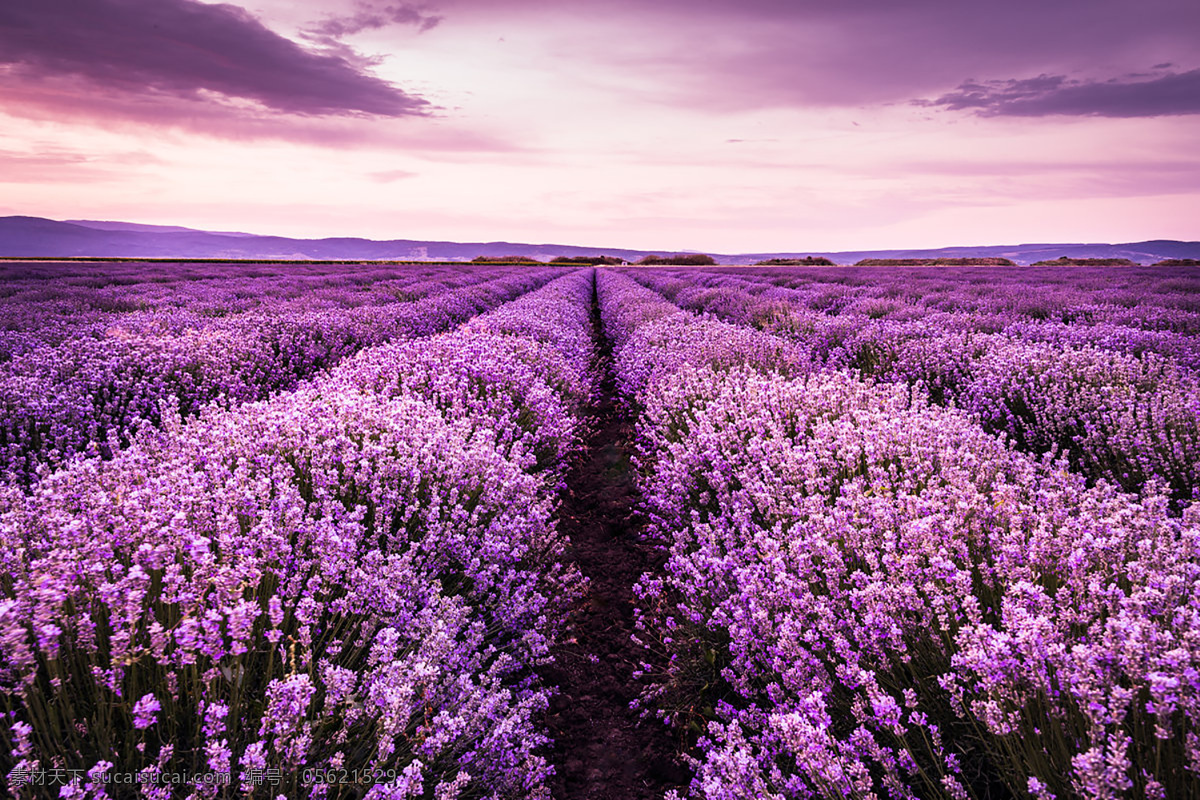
[636,254,718,266]
[855,257,1017,266]
[752,257,835,266]
[469,255,544,264]
[1031,256,1139,266]
[549,255,624,265]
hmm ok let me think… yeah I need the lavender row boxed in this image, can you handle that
[643,265,1200,333]
[0,263,542,379]
[0,268,564,488]
[638,266,1200,371]
[597,269,1200,800]
[0,262,498,362]
[0,270,597,798]
[634,265,1200,367]
[596,271,811,405]
[628,268,1200,507]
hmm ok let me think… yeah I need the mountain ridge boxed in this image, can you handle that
[2,216,1198,266]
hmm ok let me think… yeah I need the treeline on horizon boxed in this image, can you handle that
[470,254,723,265]
[4,254,1197,267]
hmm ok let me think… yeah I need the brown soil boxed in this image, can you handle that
[540,274,691,800]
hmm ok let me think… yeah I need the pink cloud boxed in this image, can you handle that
[368,169,420,182]
[0,71,519,151]
[0,148,155,184]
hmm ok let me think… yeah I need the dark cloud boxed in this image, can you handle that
[924,69,1200,117]
[0,0,428,117]
[306,2,442,38]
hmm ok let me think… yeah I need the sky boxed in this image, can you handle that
[1,0,1198,253]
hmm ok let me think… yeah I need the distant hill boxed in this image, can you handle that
[1,216,1198,265]
[64,220,258,238]
[0,216,649,262]
[733,241,1200,267]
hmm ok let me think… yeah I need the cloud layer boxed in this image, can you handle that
[457,0,1200,115]
[0,0,427,117]
[925,69,1200,118]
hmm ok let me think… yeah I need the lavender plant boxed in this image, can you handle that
[598,269,1200,799]
[0,270,596,799]
[0,267,563,488]
[627,267,1200,506]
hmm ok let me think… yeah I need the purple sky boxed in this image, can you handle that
[1,0,1197,251]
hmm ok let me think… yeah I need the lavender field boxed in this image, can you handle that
[2,261,1199,799]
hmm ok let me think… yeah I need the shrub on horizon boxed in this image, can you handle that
[470,255,544,264]
[855,257,1017,266]
[753,257,836,266]
[549,255,624,265]
[636,254,718,266]
[1031,256,1140,266]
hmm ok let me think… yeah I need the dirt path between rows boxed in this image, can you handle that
[541,273,691,800]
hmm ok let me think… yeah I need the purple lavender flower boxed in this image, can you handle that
[131,693,160,730]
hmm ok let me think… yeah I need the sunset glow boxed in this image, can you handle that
[2,0,1198,251]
